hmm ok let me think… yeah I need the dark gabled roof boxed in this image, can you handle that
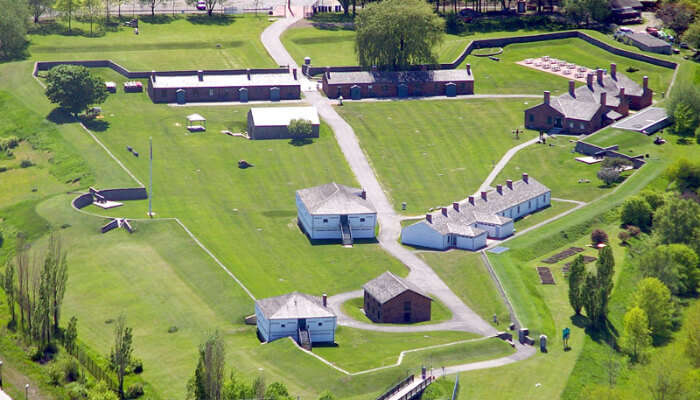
[325,69,474,85]
[256,292,335,320]
[624,32,672,49]
[549,96,603,121]
[468,177,551,215]
[297,182,376,215]
[363,271,432,304]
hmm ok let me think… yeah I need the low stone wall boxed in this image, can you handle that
[96,187,148,201]
[72,193,94,209]
[101,219,120,234]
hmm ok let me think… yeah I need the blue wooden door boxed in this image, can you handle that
[176,89,186,104]
[350,85,361,100]
[239,87,248,103]
[446,82,456,97]
[398,84,408,98]
[270,87,280,102]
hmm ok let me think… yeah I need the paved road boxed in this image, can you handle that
[477,136,540,193]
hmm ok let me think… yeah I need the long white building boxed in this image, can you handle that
[296,182,376,245]
[255,292,337,345]
[402,174,550,251]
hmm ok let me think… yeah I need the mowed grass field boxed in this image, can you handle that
[28,15,276,70]
[337,98,537,214]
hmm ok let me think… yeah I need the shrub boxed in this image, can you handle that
[125,383,145,399]
[627,225,641,237]
[288,119,313,138]
[591,229,608,245]
[66,382,88,400]
[0,136,19,150]
[63,358,80,382]
[597,167,620,186]
[621,196,653,231]
[0,166,7,172]
[130,358,143,374]
[618,230,630,244]
[29,346,43,361]
[20,159,33,168]
[445,12,465,34]
[167,326,178,333]
[48,362,63,385]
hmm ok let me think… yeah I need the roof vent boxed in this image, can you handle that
[522,173,529,183]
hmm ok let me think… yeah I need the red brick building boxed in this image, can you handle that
[362,271,432,324]
[524,64,652,134]
[322,65,474,100]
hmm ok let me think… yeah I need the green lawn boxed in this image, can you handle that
[513,199,578,231]
[28,15,276,70]
[341,296,452,326]
[419,252,509,327]
[337,98,537,214]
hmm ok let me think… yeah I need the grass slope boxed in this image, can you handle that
[338,98,537,214]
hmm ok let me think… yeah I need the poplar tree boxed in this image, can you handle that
[111,315,133,399]
[620,306,651,363]
[596,246,615,319]
[53,0,82,32]
[3,262,16,325]
[568,255,585,315]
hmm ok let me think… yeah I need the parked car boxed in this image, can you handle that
[646,26,659,36]
[618,27,633,33]
[196,0,206,10]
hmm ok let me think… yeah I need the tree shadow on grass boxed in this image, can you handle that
[186,14,236,26]
[47,108,75,125]
[570,313,619,350]
[289,137,314,146]
[310,22,355,31]
[140,14,177,25]
[80,117,110,132]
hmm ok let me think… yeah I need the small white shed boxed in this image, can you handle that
[247,106,320,140]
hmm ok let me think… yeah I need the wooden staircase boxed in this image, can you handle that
[298,327,312,351]
[340,220,353,246]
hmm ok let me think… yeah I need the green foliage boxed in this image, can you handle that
[0,0,29,59]
[4,261,16,323]
[62,357,81,382]
[596,246,615,315]
[583,271,604,326]
[53,0,82,31]
[252,376,266,400]
[591,229,608,245]
[317,390,336,400]
[634,277,673,343]
[45,65,108,116]
[354,0,444,69]
[568,255,586,315]
[668,85,700,136]
[621,197,653,231]
[65,316,78,353]
[0,136,19,151]
[597,167,620,187]
[20,159,34,168]
[682,301,700,367]
[48,361,64,385]
[28,0,53,24]
[639,244,699,296]
[684,21,700,49]
[671,103,699,137]
[88,380,119,400]
[653,196,700,250]
[189,332,225,400]
[620,306,651,363]
[221,371,254,400]
[287,119,313,138]
[666,158,700,194]
[264,382,292,400]
[110,314,134,399]
[125,383,144,399]
[563,0,611,25]
[640,190,665,210]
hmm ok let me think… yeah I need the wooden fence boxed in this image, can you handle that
[62,337,118,390]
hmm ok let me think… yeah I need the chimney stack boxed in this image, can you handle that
[496,184,503,194]
[466,63,472,75]
[643,76,648,91]
[610,63,617,79]
[360,189,366,200]
[426,214,432,223]
[468,196,475,205]
[292,68,298,80]
[453,202,460,212]
[619,87,625,98]
[151,70,156,82]
[441,207,448,216]
[246,68,251,80]
[596,69,604,85]
[325,66,331,79]
[600,92,607,107]
[587,72,593,88]
[543,90,550,104]
[481,191,488,201]
[569,80,575,97]
[197,70,204,81]
[522,173,529,183]
[322,293,327,307]
[506,179,513,189]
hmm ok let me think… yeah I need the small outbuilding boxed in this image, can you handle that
[620,32,672,55]
[362,271,432,324]
[247,107,320,140]
[255,292,336,348]
[186,113,206,132]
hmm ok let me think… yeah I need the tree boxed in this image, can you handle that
[666,158,700,194]
[643,351,690,400]
[264,382,292,400]
[563,0,610,26]
[684,21,700,50]
[65,316,78,353]
[621,196,653,231]
[252,376,265,400]
[28,0,53,23]
[189,332,225,400]
[583,272,603,326]
[222,371,254,400]
[634,278,673,342]
[355,0,444,70]
[110,315,133,399]
[185,0,221,16]
[45,233,68,335]
[639,244,699,296]
[668,85,700,135]
[88,381,119,400]
[0,0,29,60]
[54,0,82,32]
[671,102,699,137]
[596,246,615,317]
[653,196,700,247]
[338,0,350,15]
[682,301,700,367]
[140,0,165,17]
[620,306,651,363]
[45,65,108,116]
[3,262,16,325]
[597,167,620,187]
[568,255,586,315]
[641,190,665,210]
[657,2,695,35]
[82,0,103,35]
[288,119,313,138]
[317,391,336,400]
[591,228,608,245]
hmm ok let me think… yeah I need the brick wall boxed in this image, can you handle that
[364,291,431,324]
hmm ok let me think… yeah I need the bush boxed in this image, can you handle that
[618,230,630,244]
[66,382,88,400]
[48,362,63,385]
[288,119,313,138]
[0,136,19,150]
[63,358,80,382]
[627,225,641,237]
[0,166,7,172]
[620,196,653,231]
[125,383,145,399]
[591,229,608,245]
[597,167,620,186]
[445,12,465,34]
[20,159,33,168]
[130,358,143,374]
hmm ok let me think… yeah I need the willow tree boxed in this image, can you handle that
[355,0,444,70]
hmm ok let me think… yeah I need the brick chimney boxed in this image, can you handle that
[587,72,593,88]
[569,80,575,97]
[360,189,366,200]
[466,63,471,75]
[322,293,327,307]
[292,68,298,80]
[643,76,648,92]
[596,69,604,85]
[197,70,204,81]
[497,184,503,194]
[246,68,251,80]
[151,70,156,82]
[441,207,448,216]
[610,63,617,79]
[481,191,488,201]
[543,91,550,104]
[468,196,475,205]
[506,179,513,189]
[522,172,529,183]
[619,87,625,98]
[426,214,432,223]
[325,66,331,79]
[453,202,460,212]
[600,92,606,107]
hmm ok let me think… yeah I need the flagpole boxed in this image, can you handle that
[148,137,153,217]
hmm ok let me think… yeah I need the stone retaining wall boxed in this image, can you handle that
[73,187,148,210]
[72,193,94,209]
[575,141,646,169]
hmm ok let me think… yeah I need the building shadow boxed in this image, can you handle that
[186,14,236,26]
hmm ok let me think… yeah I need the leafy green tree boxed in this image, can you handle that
[317,391,336,400]
[639,244,699,296]
[53,0,82,32]
[82,0,102,35]
[666,158,700,194]
[110,315,134,399]
[653,196,700,247]
[563,0,610,25]
[45,65,108,116]
[355,0,444,70]
[620,306,651,363]
[583,271,603,326]
[621,196,653,231]
[45,232,68,335]
[28,0,53,23]
[641,190,665,210]
[568,255,586,315]
[671,103,699,137]
[65,316,78,353]
[657,2,694,35]
[88,380,119,400]
[252,376,265,400]
[634,278,673,342]
[596,246,615,316]
[288,119,313,138]
[222,371,254,400]
[597,167,619,187]
[0,0,29,60]
[264,382,292,400]
[668,85,700,136]
[189,333,225,400]
[643,350,691,400]
[682,301,700,367]
[3,262,16,325]
[684,21,700,50]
